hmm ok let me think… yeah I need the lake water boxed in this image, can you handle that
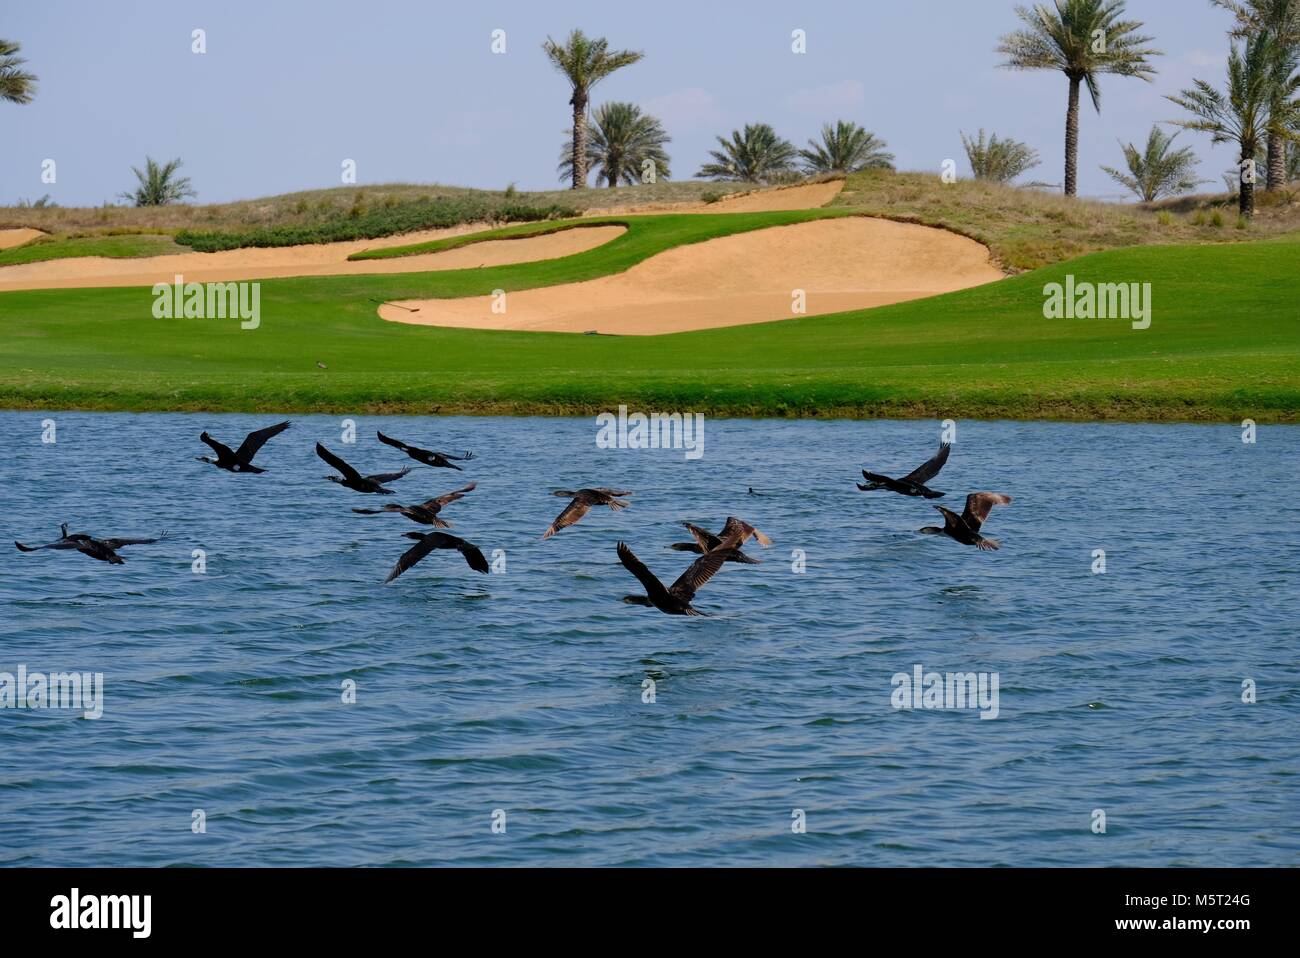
[0,412,1296,866]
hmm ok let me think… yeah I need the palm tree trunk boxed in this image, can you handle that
[1064,75,1081,197]
[570,91,588,190]
[1266,132,1285,192]
[1240,145,1256,217]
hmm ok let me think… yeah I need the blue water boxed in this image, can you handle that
[0,412,1296,866]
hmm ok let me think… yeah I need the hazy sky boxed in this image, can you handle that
[4,0,1243,206]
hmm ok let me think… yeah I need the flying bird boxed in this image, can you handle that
[542,488,632,539]
[859,442,951,499]
[385,531,490,582]
[196,421,291,473]
[15,523,168,565]
[376,431,474,470]
[617,539,740,616]
[919,492,1013,551]
[669,517,771,565]
[316,443,411,494]
[351,482,477,526]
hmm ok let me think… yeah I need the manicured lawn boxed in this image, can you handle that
[0,209,1296,422]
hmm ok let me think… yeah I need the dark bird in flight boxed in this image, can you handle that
[351,482,477,526]
[859,442,951,499]
[196,421,291,473]
[542,488,632,539]
[919,492,1013,551]
[376,431,474,470]
[15,523,168,565]
[669,517,772,565]
[617,539,740,616]
[316,443,411,494]
[385,531,490,582]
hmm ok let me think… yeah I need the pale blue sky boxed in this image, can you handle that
[3,0,1242,205]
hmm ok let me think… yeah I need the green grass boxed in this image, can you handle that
[0,232,184,266]
[1,207,1296,422]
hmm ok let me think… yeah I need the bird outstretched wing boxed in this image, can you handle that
[102,531,168,549]
[720,516,771,547]
[903,443,951,486]
[616,542,672,604]
[235,420,291,462]
[422,481,477,508]
[199,432,235,460]
[543,496,593,538]
[961,492,1012,530]
[669,547,737,601]
[366,466,412,484]
[376,431,418,455]
[682,522,721,551]
[316,443,363,482]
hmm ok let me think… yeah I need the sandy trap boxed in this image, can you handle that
[0,228,46,250]
[379,217,1003,336]
[0,224,625,292]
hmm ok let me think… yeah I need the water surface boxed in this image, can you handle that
[0,413,1296,866]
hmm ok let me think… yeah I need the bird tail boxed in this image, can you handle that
[609,500,630,511]
[14,541,35,552]
[729,550,762,565]
[667,542,700,553]
[977,538,1001,552]
[431,517,451,529]
[921,488,945,499]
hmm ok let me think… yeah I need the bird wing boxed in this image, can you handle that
[616,542,672,603]
[669,547,736,601]
[681,522,721,551]
[376,431,418,455]
[235,420,290,462]
[384,534,442,583]
[961,492,1012,531]
[721,516,771,547]
[423,481,477,508]
[15,536,79,551]
[316,443,363,482]
[903,443,951,486]
[366,466,412,484]
[543,497,593,538]
[102,531,167,549]
[443,534,489,573]
[199,432,235,460]
[934,505,962,532]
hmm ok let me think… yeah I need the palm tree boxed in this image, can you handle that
[961,129,1042,182]
[798,121,894,174]
[0,38,38,104]
[542,30,645,190]
[1168,32,1300,215]
[998,0,1160,196]
[120,157,197,206]
[1211,1,1300,188]
[1100,126,1207,201]
[696,124,798,183]
[558,102,671,187]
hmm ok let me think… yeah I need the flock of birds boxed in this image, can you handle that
[14,422,1014,616]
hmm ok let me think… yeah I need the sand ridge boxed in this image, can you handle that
[0,228,46,250]
[0,224,626,292]
[379,216,1004,336]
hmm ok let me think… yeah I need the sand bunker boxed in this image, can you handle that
[378,217,1003,336]
[584,179,844,217]
[0,224,625,292]
[0,228,46,250]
